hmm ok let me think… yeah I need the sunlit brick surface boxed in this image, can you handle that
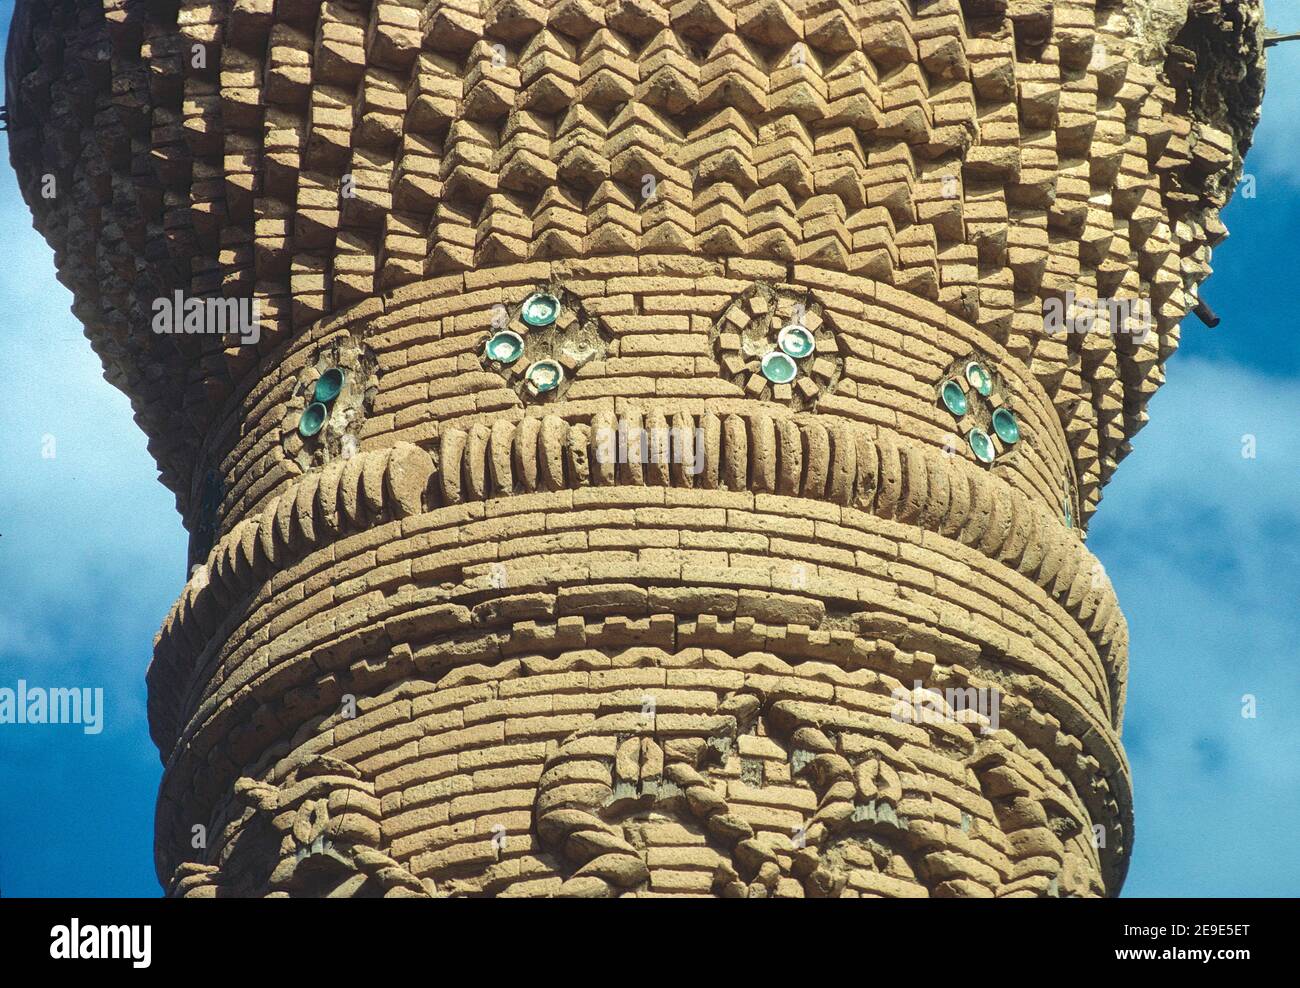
[7,0,1264,896]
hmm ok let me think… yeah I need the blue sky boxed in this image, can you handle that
[0,2,1296,898]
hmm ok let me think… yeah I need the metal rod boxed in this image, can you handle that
[1193,300,1221,328]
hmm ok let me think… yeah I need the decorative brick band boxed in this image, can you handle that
[153,593,1130,895]
[146,424,1133,893]
[201,261,1081,549]
[153,410,1125,743]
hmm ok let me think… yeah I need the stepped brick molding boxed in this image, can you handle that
[7,0,1264,897]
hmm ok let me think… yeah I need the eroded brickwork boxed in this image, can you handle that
[7,0,1264,897]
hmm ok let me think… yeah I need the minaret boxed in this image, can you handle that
[6,0,1264,897]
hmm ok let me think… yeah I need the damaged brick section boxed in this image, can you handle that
[1169,0,1266,189]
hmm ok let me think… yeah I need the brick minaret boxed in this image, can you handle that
[7,0,1264,897]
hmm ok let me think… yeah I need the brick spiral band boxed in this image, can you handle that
[6,0,1264,896]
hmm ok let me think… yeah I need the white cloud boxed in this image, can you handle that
[1090,356,1300,896]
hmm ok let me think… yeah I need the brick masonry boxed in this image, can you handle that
[6,0,1265,896]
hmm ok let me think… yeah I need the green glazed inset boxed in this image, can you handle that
[969,428,995,464]
[965,361,993,397]
[941,380,968,417]
[485,330,526,364]
[761,351,798,384]
[777,325,817,360]
[314,367,346,404]
[298,402,328,438]
[521,292,561,327]
[992,407,1020,444]
[525,359,564,394]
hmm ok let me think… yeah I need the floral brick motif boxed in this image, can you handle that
[281,339,377,470]
[712,284,844,410]
[935,353,1022,468]
[479,285,611,403]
